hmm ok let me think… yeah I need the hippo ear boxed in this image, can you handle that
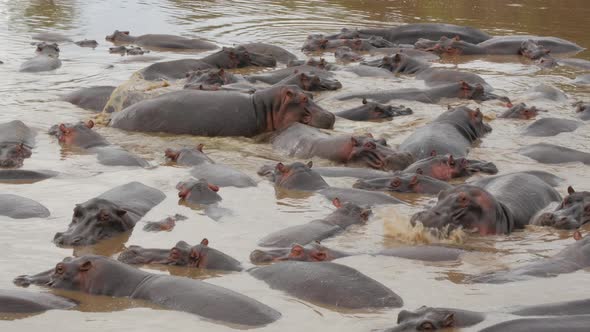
[460,80,470,90]
[299,72,309,80]
[416,168,423,175]
[360,209,371,221]
[311,251,327,261]
[207,183,220,192]
[453,35,460,41]
[362,98,368,105]
[218,68,225,76]
[197,144,204,152]
[79,260,92,272]
[86,120,94,129]
[430,150,437,157]
[443,313,455,327]
[200,238,209,246]
[574,231,583,241]
[365,133,374,138]
[59,123,67,134]
[306,161,313,168]
[276,162,287,173]
[332,198,342,208]
[393,53,402,62]
[122,31,130,35]
[115,209,127,217]
[568,186,575,195]
[164,149,179,161]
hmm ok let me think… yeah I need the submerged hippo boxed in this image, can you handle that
[61,86,116,112]
[105,30,217,51]
[384,306,486,332]
[334,46,364,62]
[399,106,492,160]
[250,261,403,309]
[258,198,371,247]
[520,143,590,165]
[74,39,98,48]
[20,42,62,72]
[271,123,414,171]
[273,71,342,91]
[176,178,222,206]
[499,103,542,119]
[245,65,334,85]
[357,23,491,44]
[53,182,165,246]
[142,214,186,232]
[480,315,590,332]
[411,172,561,235]
[511,298,590,317]
[110,86,335,136]
[402,154,498,181]
[523,118,580,137]
[353,173,452,195]
[0,169,58,184]
[165,145,256,188]
[14,255,280,327]
[336,98,413,121]
[139,46,276,80]
[183,68,245,90]
[301,35,393,52]
[478,35,584,55]
[49,121,149,167]
[0,120,35,168]
[0,289,76,314]
[0,194,50,219]
[532,186,590,229]
[239,42,297,63]
[118,238,242,271]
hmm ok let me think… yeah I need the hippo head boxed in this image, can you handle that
[353,174,423,193]
[302,34,328,52]
[49,120,107,149]
[415,36,460,55]
[411,185,509,235]
[391,306,455,332]
[414,38,440,50]
[457,81,512,105]
[54,199,135,246]
[184,69,234,88]
[0,143,32,168]
[338,39,368,51]
[519,39,551,60]
[438,106,492,141]
[367,36,394,48]
[409,154,497,181]
[105,30,130,42]
[250,242,342,264]
[291,72,342,91]
[536,56,558,68]
[360,98,410,120]
[264,85,335,130]
[533,186,590,229]
[272,161,329,191]
[305,57,331,69]
[176,178,221,205]
[219,46,276,68]
[35,42,60,58]
[117,245,169,265]
[334,47,364,62]
[165,144,213,166]
[499,103,541,119]
[346,134,415,171]
[167,239,211,267]
[376,54,407,72]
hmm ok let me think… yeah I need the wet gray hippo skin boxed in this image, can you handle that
[575,102,590,120]
[105,30,217,51]
[142,214,186,232]
[0,169,58,184]
[0,194,50,219]
[511,298,590,316]
[61,86,116,112]
[399,106,492,160]
[353,173,452,195]
[0,120,35,168]
[110,85,335,137]
[20,42,62,72]
[183,68,245,90]
[362,53,430,74]
[313,167,390,179]
[402,154,498,181]
[532,186,590,229]
[523,118,580,137]
[176,178,222,206]
[32,32,72,42]
[14,255,280,326]
[273,72,342,91]
[49,121,149,167]
[477,35,584,54]
[412,172,561,235]
[118,238,243,272]
[520,143,590,165]
[523,83,568,102]
[336,81,510,104]
[74,39,98,48]
[334,46,363,62]
[258,198,371,247]
[301,35,393,52]
[166,145,256,188]
[499,103,542,119]
[250,261,403,309]
[336,98,413,121]
[384,306,485,332]
[574,74,590,85]
[239,42,297,63]
[357,23,491,44]
[53,182,165,246]
[480,315,590,332]
[246,65,334,85]
[0,289,76,314]
[468,233,590,284]
[139,46,276,80]
[271,123,414,171]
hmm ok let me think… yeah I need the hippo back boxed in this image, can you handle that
[0,121,35,147]
[95,182,165,219]
[399,122,470,159]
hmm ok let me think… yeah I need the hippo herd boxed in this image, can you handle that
[2,22,590,331]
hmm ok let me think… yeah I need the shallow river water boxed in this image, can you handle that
[1,0,590,331]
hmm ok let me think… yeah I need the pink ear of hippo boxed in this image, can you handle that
[276,162,287,173]
[86,120,94,129]
[574,231,582,241]
[568,186,576,195]
[208,183,220,192]
[201,238,209,246]
[59,123,67,133]
[197,144,204,152]
[332,198,342,208]
[79,260,92,272]
[306,161,313,168]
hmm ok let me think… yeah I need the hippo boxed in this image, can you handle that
[271,123,414,171]
[0,289,76,314]
[523,84,567,102]
[574,74,590,86]
[246,65,334,85]
[32,32,72,42]
[110,85,335,136]
[499,103,542,119]
[384,306,486,332]
[411,172,561,235]
[287,57,337,70]
[478,35,584,55]
[399,106,492,160]
[125,46,148,55]
[335,98,413,121]
[250,261,403,309]
[74,39,98,48]
[301,35,393,52]
[362,53,430,74]
[313,167,391,179]
[336,81,510,104]
[118,239,243,271]
[49,121,149,167]
[532,186,590,229]
[520,143,590,165]
[20,42,62,72]
[0,169,58,184]
[53,182,165,246]
[523,118,580,136]
[176,178,222,206]
[402,154,498,181]
[258,198,371,247]
[353,173,452,195]
[183,68,245,90]
[61,86,116,112]
[273,71,342,91]
[105,30,217,51]
[0,120,35,168]
[0,194,50,219]
[357,23,491,44]
[165,145,256,188]
[341,64,398,78]
[481,315,590,332]
[334,46,364,62]
[142,214,186,232]
[139,46,276,81]
[575,102,590,120]
[260,161,402,206]
[511,298,590,317]
[239,42,297,63]
[14,255,280,326]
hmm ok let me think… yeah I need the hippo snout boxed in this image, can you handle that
[534,212,578,229]
[13,275,32,288]
[250,250,273,264]
[310,110,336,129]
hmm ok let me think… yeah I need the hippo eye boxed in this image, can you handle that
[391,178,401,187]
[418,321,435,331]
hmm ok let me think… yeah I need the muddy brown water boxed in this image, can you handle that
[1,0,590,331]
